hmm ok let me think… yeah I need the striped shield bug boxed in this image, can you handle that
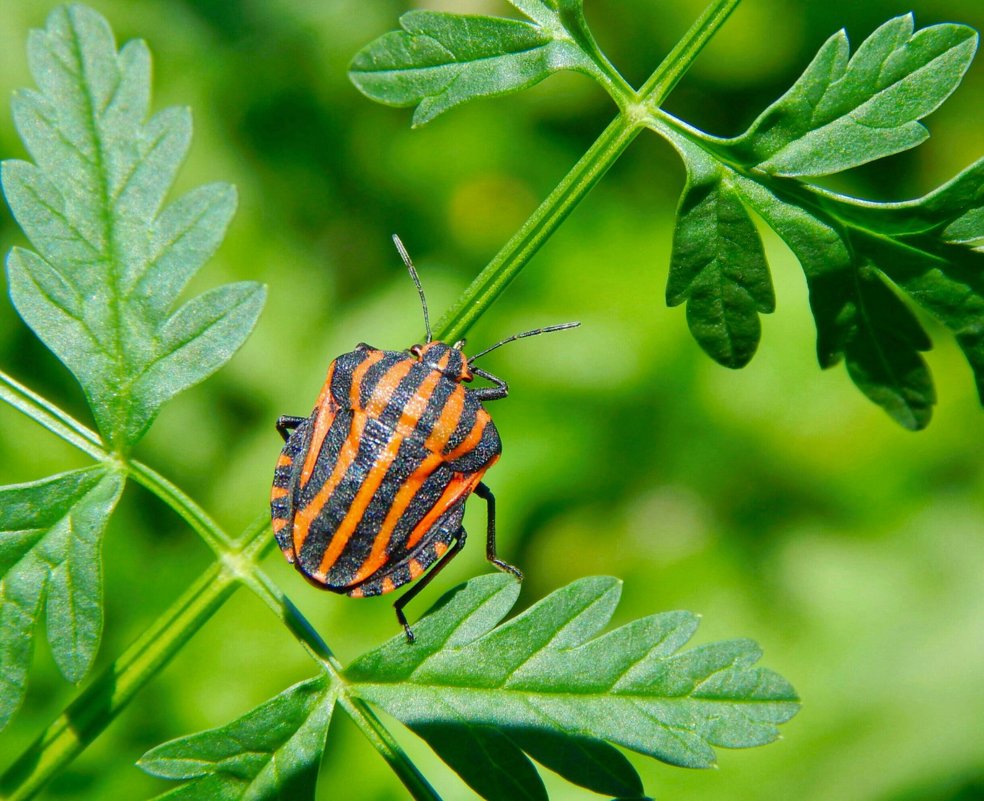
[271,235,578,641]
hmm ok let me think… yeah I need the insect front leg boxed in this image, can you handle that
[470,367,508,402]
[394,530,467,644]
[474,482,523,580]
[275,415,307,442]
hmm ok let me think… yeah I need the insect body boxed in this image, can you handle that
[271,236,577,641]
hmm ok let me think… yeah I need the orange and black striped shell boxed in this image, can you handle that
[270,342,500,598]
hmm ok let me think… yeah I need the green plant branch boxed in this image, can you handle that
[127,461,235,554]
[0,368,236,555]
[0,369,106,461]
[638,0,743,103]
[0,557,239,801]
[243,567,443,801]
[431,0,743,343]
[644,108,738,162]
[0,523,441,801]
[0,373,431,799]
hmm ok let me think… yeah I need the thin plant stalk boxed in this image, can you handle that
[432,0,743,343]
[0,559,238,801]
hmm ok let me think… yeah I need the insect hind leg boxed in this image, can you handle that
[474,482,523,580]
[393,530,467,644]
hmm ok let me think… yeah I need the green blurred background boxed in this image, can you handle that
[1,0,982,799]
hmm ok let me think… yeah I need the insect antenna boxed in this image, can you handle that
[468,322,580,363]
[392,234,432,343]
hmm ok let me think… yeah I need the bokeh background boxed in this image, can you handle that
[1,1,982,799]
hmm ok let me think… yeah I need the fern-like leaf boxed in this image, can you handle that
[1,4,265,450]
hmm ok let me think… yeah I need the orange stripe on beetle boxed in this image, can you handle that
[318,368,444,580]
[292,411,368,557]
[299,360,346,487]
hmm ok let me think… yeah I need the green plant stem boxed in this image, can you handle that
[334,693,442,801]
[638,0,743,104]
[0,516,274,801]
[244,568,443,801]
[431,0,743,344]
[0,560,238,801]
[0,367,234,555]
[128,460,235,554]
[432,114,639,344]
[434,0,741,342]
[0,497,436,801]
[0,369,106,460]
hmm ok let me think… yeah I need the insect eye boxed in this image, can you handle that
[410,344,423,358]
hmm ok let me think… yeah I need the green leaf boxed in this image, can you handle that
[821,159,984,403]
[728,15,978,176]
[347,575,799,785]
[648,12,983,427]
[412,723,548,801]
[414,722,644,801]
[730,176,937,429]
[0,466,124,730]
[349,5,602,126]
[1,5,265,450]
[667,140,774,368]
[139,676,335,801]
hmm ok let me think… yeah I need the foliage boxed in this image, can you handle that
[141,576,798,801]
[2,4,263,450]
[348,7,607,127]
[0,0,980,800]
[351,3,983,430]
[0,466,122,728]
[139,677,336,801]
[348,575,797,798]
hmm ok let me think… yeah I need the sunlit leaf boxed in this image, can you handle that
[139,677,335,800]
[729,15,978,176]
[1,5,265,450]
[349,3,603,126]
[0,466,123,730]
[347,574,799,793]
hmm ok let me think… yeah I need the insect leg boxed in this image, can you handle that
[474,482,523,580]
[276,415,307,442]
[470,367,509,402]
[394,530,467,644]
